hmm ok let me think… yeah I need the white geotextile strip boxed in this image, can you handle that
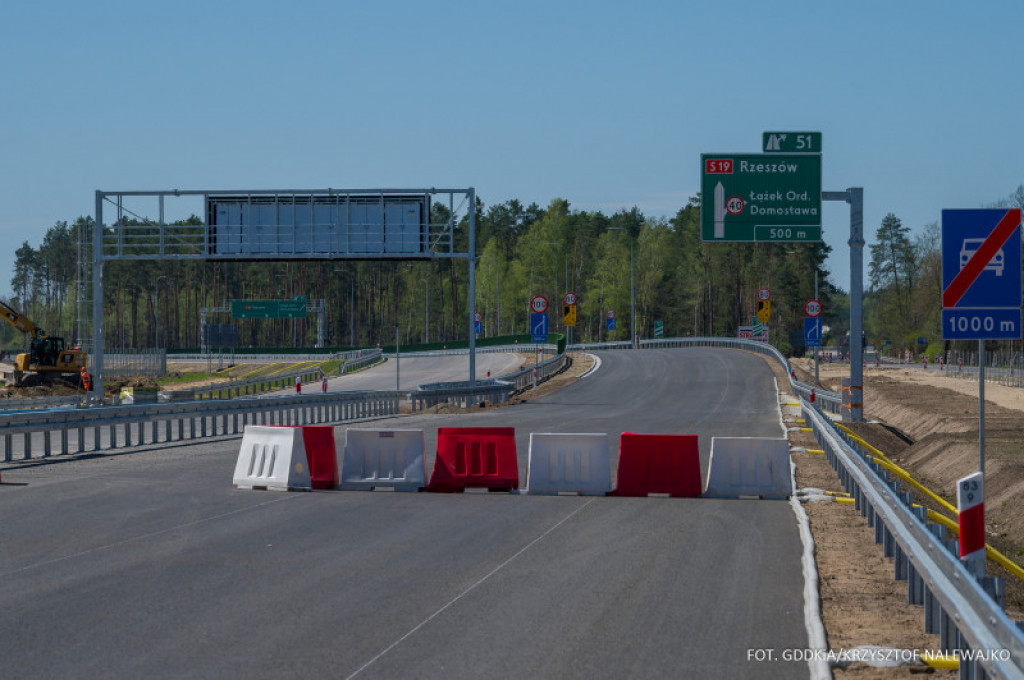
[776,377,831,679]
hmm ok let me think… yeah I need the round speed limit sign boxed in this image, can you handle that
[474,312,482,322]
[804,299,822,317]
[563,292,577,306]
[758,288,771,301]
[607,310,616,319]
[530,295,549,314]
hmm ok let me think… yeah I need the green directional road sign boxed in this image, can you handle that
[231,297,307,319]
[701,153,822,243]
[762,131,822,153]
[654,320,664,338]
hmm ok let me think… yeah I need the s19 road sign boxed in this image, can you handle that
[701,153,821,242]
[231,297,307,319]
[941,208,1022,340]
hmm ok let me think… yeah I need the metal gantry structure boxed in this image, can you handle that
[90,188,477,400]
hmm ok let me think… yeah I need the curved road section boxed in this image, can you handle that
[0,348,810,679]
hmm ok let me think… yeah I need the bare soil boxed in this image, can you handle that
[764,358,954,677]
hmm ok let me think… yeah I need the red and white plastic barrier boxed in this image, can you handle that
[426,427,519,493]
[610,433,701,497]
[233,426,312,491]
[703,437,792,500]
[526,433,611,496]
[340,429,427,492]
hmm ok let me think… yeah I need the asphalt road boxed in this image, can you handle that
[0,348,810,679]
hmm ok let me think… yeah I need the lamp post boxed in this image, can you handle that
[154,276,168,350]
[478,255,501,337]
[540,242,569,343]
[333,268,357,347]
[608,228,636,347]
[275,273,297,348]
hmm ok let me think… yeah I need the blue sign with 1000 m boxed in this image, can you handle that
[941,209,1022,340]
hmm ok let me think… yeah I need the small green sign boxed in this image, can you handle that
[654,320,664,338]
[700,153,822,242]
[762,131,822,153]
[231,297,307,319]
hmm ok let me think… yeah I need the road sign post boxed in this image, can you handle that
[700,153,822,242]
[531,312,549,343]
[941,208,1023,476]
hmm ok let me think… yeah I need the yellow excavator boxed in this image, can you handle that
[0,300,87,386]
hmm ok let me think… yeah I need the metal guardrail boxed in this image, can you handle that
[162,350,383,401]
[0,395,82,412]
[804,402,1024,678]
[410,347,565,411]
[1,390,403,462]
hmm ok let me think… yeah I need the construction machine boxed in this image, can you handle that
[0,300,87,386]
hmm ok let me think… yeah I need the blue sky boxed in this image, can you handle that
[2,0,1022,298]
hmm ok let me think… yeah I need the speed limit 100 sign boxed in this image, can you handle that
[563,292,577,306]
[758,288,771,301]
[804,299,822,317]
[530,295,549,314]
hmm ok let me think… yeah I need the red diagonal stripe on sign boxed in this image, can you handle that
[943,209,1021,307]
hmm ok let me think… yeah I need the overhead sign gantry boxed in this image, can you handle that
[90,188,478,401]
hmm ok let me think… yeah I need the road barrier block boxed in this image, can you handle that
[233,426,312,491]
[611,433,701,497]
[297,426,340,490]
[526,433,611,496]
[426,427,519,493]
[704,437,792,499]
[340,429,427,491]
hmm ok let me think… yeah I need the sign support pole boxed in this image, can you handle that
[92,191,105,404]
[814,272,820,386]
[823,188,865,421]
[468,187,476,386]
[979,338,985,474]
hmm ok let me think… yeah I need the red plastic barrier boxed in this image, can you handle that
[426,427,519,492]
[611,433,701,497]
[273,425,338,490]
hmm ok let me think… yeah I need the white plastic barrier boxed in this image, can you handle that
[340,429,427,491]
[525,433,612,496]
[233,425,312,491]
[704,437,792,500]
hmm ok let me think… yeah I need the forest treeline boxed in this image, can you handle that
[2,186,1022,357]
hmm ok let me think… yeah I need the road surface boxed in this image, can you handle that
[0,348,810,679]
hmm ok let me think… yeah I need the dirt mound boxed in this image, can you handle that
[793,357,1024,611]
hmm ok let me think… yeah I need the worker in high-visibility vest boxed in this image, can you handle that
[80,365,92,393]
